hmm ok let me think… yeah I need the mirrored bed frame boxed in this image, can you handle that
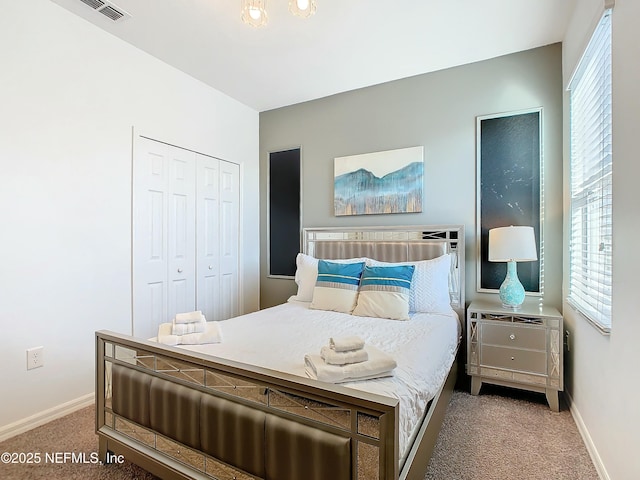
[96,225,465,480]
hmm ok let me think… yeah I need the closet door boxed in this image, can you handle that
[133,138,169,339]
[133,138,196,338]
[196,155,221,321]
[196,158,240,321]
[134,137,239,337]
[219,161,240,319]
[166,147,196,322]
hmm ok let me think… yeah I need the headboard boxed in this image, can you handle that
[303,225,465,320]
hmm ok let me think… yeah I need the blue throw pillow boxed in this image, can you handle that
[352,265,415,320]
[309,260,366,313]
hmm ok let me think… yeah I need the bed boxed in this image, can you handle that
[96,225,465,480]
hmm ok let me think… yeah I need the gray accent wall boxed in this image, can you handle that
[260,44,562,309]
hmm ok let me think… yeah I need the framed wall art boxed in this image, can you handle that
[476,108,543,294]
[334,146,424,216]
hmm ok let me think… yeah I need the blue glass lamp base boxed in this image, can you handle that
[498,261,525,310]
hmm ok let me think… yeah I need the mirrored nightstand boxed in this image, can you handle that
[466,298,563,411]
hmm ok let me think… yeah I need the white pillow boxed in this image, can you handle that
[289,253,367,303]
[290,253,319,302]
[367,254,453,313]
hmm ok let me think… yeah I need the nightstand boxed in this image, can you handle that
[466,298,563,411]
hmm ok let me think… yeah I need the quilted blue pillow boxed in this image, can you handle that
[309,260,366,313]
[352,265,415,320]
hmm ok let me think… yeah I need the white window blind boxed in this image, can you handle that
[568,10,612,333]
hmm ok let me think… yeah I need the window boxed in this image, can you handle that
[568,10,612,333]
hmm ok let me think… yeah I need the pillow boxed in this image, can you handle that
[309,260,366,313]
[290,253,367,303]
[290,253,319,302]
[367,254,453,313]
[352,265,415,320]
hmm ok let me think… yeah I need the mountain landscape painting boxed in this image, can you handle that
[334,146,424,216]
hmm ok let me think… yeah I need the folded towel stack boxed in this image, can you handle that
[174,311,205,323]
[320,346,368,365]
[321,335,368,365]
[156,311,223,346]
[305,336,396,383]
[171,310,206,335]
[329,335,365,352]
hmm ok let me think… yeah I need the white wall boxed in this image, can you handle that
[0,0,259,431]
[563,1,640,479]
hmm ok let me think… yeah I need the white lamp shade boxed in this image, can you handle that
[488,226,538,262]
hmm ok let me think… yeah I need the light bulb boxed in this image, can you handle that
[242,0,267,27]
[249,7,261,20]
[289,0,316,18]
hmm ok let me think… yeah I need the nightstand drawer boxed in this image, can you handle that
[481,345,547,374]
[482,323,546,351]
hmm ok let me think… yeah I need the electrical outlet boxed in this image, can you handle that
[27,346,44,370]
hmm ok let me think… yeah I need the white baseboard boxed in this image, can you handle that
[565,391,610,480]
[0,392,95,443]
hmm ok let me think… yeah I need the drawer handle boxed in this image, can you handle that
[509,334,516,341]
[511,356,515,361]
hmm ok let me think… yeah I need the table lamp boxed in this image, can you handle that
[488,226,538,310]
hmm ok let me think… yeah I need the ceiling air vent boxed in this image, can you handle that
[98,5,125,21]
[79,0,105,9]
[77,0,130,23]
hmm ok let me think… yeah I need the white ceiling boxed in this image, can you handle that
[50,0,575,112]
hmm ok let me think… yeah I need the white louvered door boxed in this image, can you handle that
[133,137,239,338]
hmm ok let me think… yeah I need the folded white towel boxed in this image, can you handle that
[157,321,223,346]
[320,345,368,365]
[171,317,206,335]
[329,335,365,352]
[156,323,180,345]
[174,310,205,324]
[305,346,396,383]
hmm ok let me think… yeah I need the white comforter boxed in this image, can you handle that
[179,300,460,457]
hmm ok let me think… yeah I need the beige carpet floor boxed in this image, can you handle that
[0,386,598,480]
[425,385,599,479]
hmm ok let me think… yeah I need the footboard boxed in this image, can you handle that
[96,330,399,480]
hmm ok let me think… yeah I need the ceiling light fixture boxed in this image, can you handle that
[241,0,316,28]
[241,0,268,28]
[289,0,317,18]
